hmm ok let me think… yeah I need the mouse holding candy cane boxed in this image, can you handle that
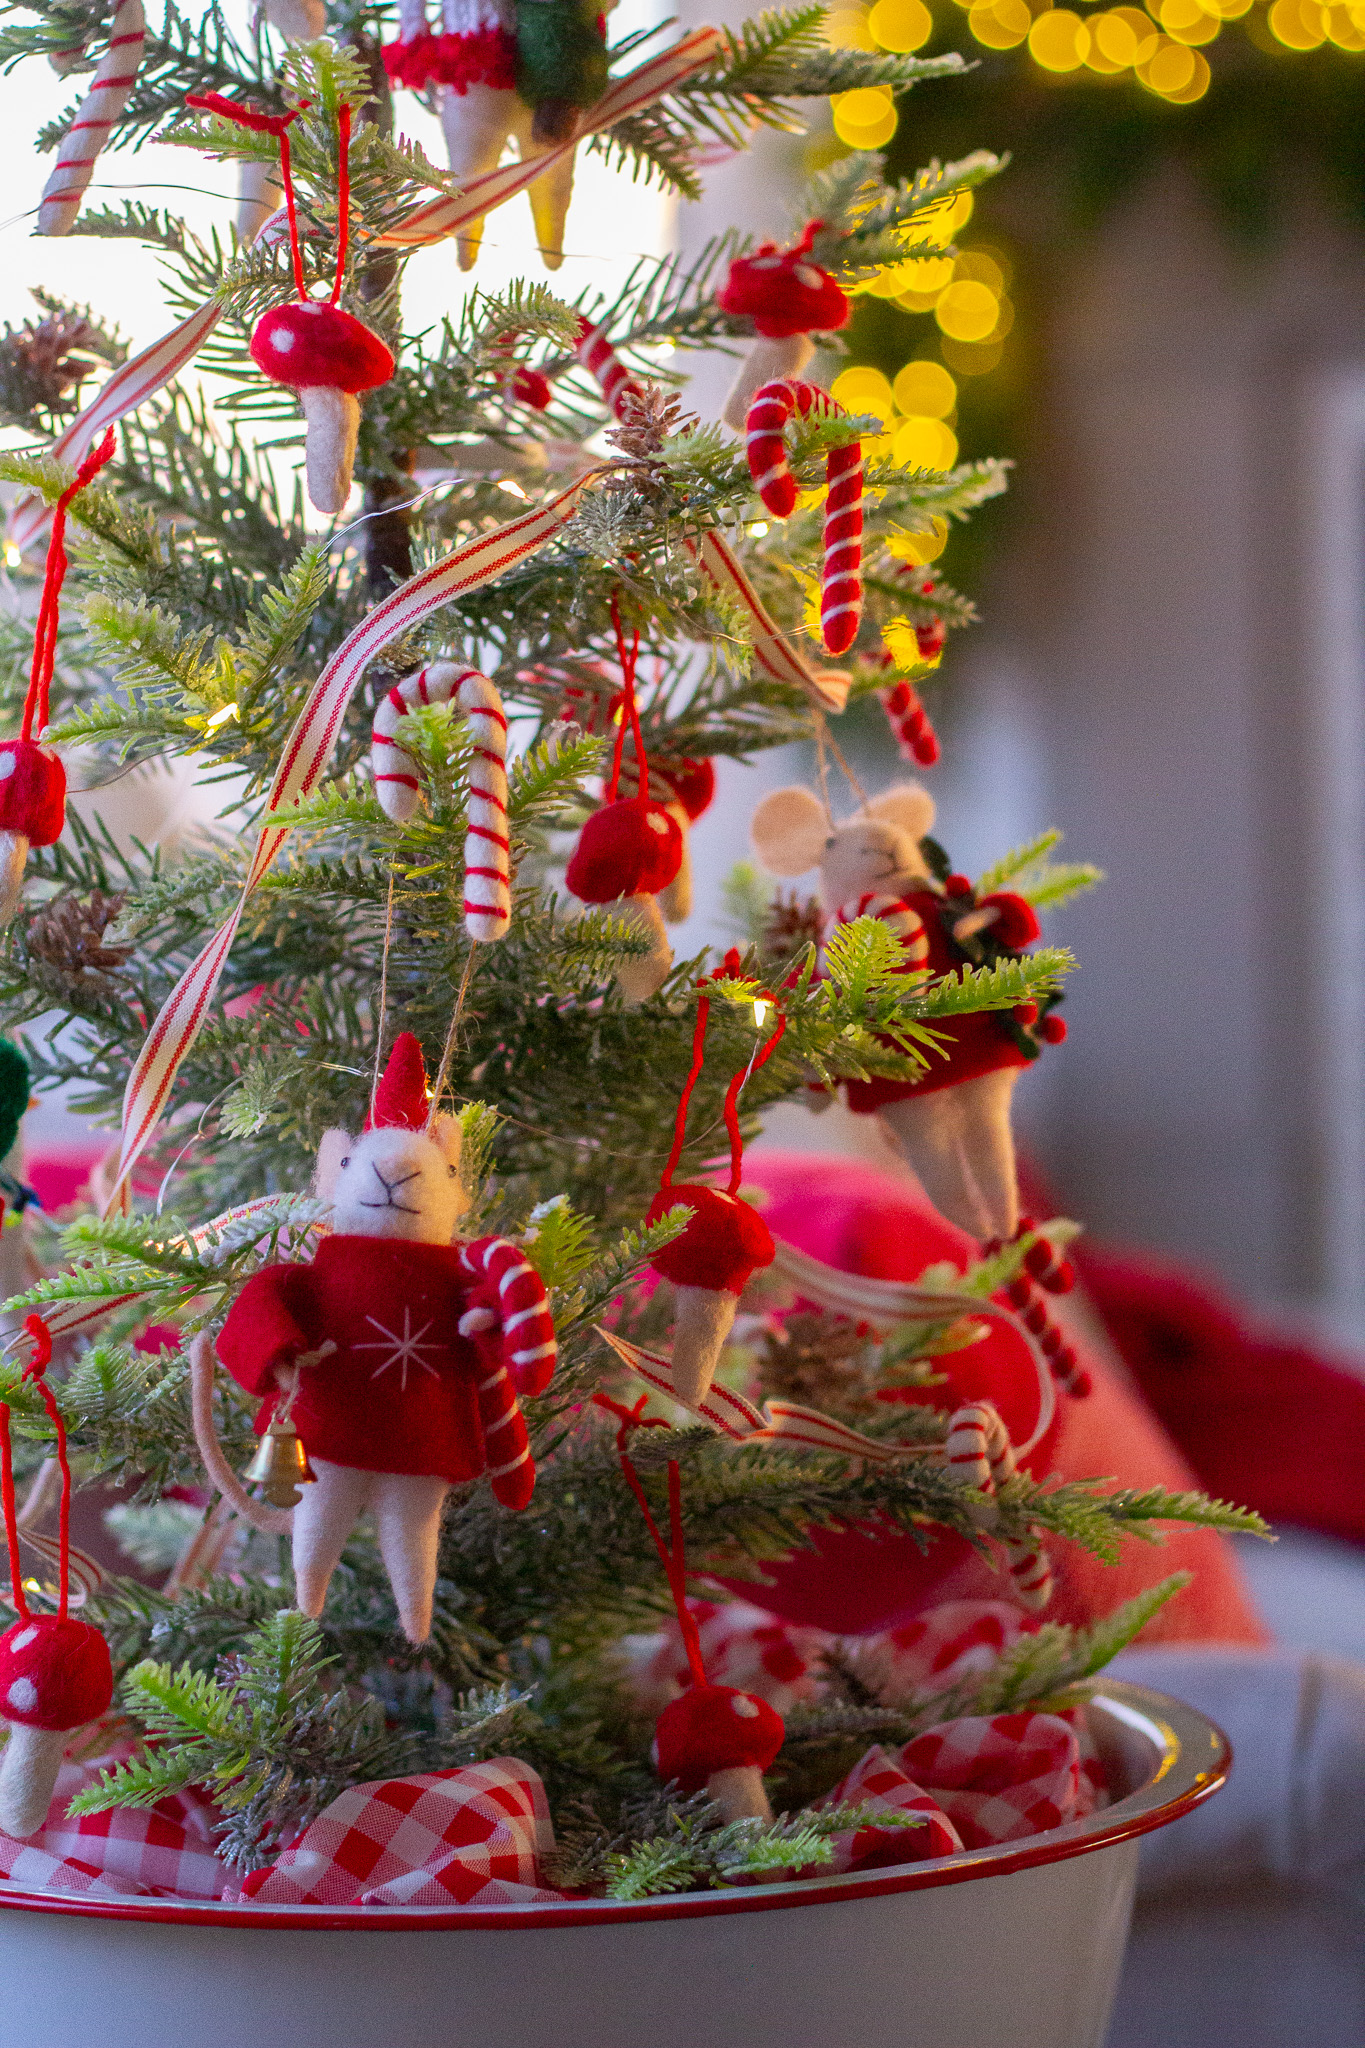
[751,782,1054,1243]
[194,1034,556,1645]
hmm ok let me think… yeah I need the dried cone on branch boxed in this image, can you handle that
[26,889,130,998]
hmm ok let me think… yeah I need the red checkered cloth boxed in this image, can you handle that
[239,1757,563,1907]
[0,1748,227,1899]
[816,1744,963,1872]
[901,1711,1084,1848]
[841,1600,1036,1705]
[626,1597,827,1717]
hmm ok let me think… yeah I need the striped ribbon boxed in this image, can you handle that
[682,527,849,714]
[8,28,722,555]
[371,662,511,941]
[595,1324,935,1462]
[105,474,599,1211]
[37,0,146,237]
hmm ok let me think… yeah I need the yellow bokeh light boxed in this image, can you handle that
[935,279,1001,341]
[894,416,961,470]
[826,7,878,45]
[1157,0,1220,41]
[893,359,958,417]
[1084,7,1156,63]
[895,287,949,312]
[1160,42,1212,88]
[868,0,935,46]
[832,86,899,146]
[889,517,950,566]
[831,367,897,419]
[1202,0,1251,15]
[953,248,1009,293]
[1325,1,1365,41]
[895,253,956,294]
[916,192,975,248]
[1138,33,1199,85]
[1268,0,1326,40]
[1028,8,1092,67]
[969,0,1033,44]
[941,334,1005,375]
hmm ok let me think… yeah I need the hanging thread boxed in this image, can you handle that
[594,1392,706,1688]
[0,1316,71,1620]
[23,429,118,742]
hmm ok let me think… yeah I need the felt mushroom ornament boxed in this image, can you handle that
[602,1404,787,1823]
[0,428,118,926]
[614,753,716,923]
[718,221,850,433]
[0,1317,113,1840]
[564,599,682,1002]
[189,95,395,515]
[646,971,782,1407]
[750,782,1050,1242]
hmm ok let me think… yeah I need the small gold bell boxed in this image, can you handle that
[244,1417,316,1511]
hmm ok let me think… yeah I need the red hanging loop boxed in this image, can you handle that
[657,975,786,1197]
[605,591,645,804]
[594,1393,707,1689]
[186,93,312,300]
[22,427,118,742]
[331,102,352,306]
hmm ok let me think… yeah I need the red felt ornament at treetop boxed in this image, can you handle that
[0,428,118,926]
[718,220,850,432]
[564,597,682,1003]
[189,95,394,516]
[0,1316,114,1840]
[598,1397,786,1823]
[199,1033,558,1645]
[646,972,782,1407]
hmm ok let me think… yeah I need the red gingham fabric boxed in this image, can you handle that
[240,1758,561,1907]
[0,1748,226,1899]
[816,1744,962,1872]
[901,1712,1083,1848]
[842,1600,1035,1704]
[627,1598,827,1717]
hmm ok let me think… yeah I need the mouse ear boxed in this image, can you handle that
[750,786,830,876]
[315,1128,353,1201]
[429,1113,463,1174]
[866,782,936,842]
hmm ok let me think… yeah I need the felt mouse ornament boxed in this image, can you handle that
[718,221,850,434]
[383,0,608,268]
[204,1033,557,1645]
[190,95,395,516]
[750,783,1044,1242]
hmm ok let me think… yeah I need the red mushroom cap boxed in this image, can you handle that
[718,225,850,341]
[249,303,395,395]
[647,1183,776,1294]
[977,890,1041,951]
[0,1616,113,1732]
[0,740,66,848]
[652,1683,785,1792]
[657,756,715,823]
[565,799,682,904]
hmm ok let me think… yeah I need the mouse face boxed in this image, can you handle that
[315,1118,468,1245]
[817,818,926,913]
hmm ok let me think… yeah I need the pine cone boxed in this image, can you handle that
[0,301,121,424]
[755,1311,877,1416]
[27,890,132,996]
[604,384,693,461]
[759,890,823,972]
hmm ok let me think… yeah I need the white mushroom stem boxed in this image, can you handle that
[707,1763,772,1824]
[0,831,29,929]
[236,159,281,247]
[722,334,815,434]
[0,1721,69,1839]
[611,892,673,1006]
[669,1285,740,1408]
[656,806,693,924]
[299,387,362,518]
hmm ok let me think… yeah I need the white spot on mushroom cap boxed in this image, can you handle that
[271,330,296,354]
[7,1626,36,1651]
[647,812,669,837]
[0,752,15,781]
[731,1695,760,1718]
[7,1676,37,1711]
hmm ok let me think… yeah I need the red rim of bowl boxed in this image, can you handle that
[0,1682,1228,1933]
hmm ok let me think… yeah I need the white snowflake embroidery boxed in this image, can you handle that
[354,1308,441,1391]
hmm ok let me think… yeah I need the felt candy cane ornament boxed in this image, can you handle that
[601,1399,786,1822]
[564,598,681,1002]
[717,221,850,434]
[0,1318,114,1838]
[0,429,118,927]
[36,0,146,236]
[986,1220,1091,1400]
[944,1399,1053,1610]
[878,675,940,768]
[370,662,512,941]
[745,380,863,657]
[189,95,396,516]
[645,979,783,1407]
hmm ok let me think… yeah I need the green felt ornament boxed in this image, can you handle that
[513,0,608,143]
[0,1041,29,1165]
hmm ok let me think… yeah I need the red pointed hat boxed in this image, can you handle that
[366,1032,429,1131]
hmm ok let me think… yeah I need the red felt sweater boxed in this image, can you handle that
[218,1235,493,1483]
[844,887,1029,1112]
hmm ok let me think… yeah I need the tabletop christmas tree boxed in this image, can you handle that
[0,0,1260,1900]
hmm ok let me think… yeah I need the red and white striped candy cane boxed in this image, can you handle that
[370,662,511,943]
[878,677,939,767]
[574,316,643,422]
[37,0,146,236]
[988,1220,1091,1401]
[744,380,863,657]
[944,1399,1053,1612]
[459,1235,558,1396]
[832,891,930,972]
